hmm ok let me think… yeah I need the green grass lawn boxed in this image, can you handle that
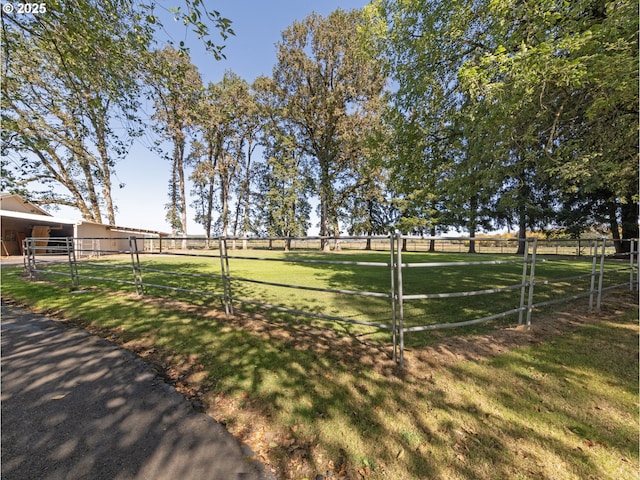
[1,256,637,479]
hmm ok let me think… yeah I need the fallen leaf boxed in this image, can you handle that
[51,394,67,400]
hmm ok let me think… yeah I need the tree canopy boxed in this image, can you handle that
[1,0,231,224]
[266,9,387,249]
[2,1,637,248]
[369,0,638,251]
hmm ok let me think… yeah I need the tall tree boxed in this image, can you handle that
[254,141,312,250]
[252,76,312,247]
[369,0,494,251]
[269,9,387,250]
[1,0,233,223]
[372,0,638,251]
[147,47,202,244]
[1,1,148,223]
[229,76,261,245]
[458,0,639,251]
[189,72,254,240]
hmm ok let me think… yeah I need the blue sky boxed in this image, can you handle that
[56,0,373,235]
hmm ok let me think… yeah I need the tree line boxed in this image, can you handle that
[2,0,637,252]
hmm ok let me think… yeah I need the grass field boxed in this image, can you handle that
[25,249,631,346]
[2,252,638,479]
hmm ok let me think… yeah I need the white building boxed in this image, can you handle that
[0,193,167,256]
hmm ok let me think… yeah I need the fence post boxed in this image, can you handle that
[66,237,80,289]
[22,238,28,273]
[630,239,636,291]
[390,234,397,363]
[129,236,144,295]
[24,238,36,280]
[588,240,598,312]
[636,239,639,293]
[219,236,234,317]
[525,238,538,328]
[518,238,529,325]
[396,232,405,367]
[596,238,606,310]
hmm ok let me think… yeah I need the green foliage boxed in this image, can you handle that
[188,71,256,239]
[146,46,203,238]
[372,0,638,248]
[1,0,151,223]
[165,0,234,59]
[458,0,639,242]
[1,0,233,224]
[269,9,387,247]
[3,0,636,248]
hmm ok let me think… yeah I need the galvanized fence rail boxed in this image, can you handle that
[220,236,395,326]
[21,235,639,366]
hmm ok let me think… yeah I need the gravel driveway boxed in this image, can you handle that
[1,301,274,480]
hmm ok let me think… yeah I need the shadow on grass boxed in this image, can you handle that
[443,316,639,478]
[2,265,637,479]
[26,251,620,358]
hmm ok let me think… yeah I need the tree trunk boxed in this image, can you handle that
[92,103,116,225]
[516,214,527,255]
[319,155,332,251]
[205,180,214,248]
[176,141,188,250]
[242,140,255,249]
[169,160,179,243]
[78,156,103,224]
[221,182,229,237]
[320,192,331,251]
[468,232,476,254]
[608,201,622,253]
[468,197,477,254]
[205,148,217,248]
[620,201,639,253]
[428,227,436,252]
[332,219,341,251]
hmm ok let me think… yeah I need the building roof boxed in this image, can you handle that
[0,209,78,225]
[0,193,169,237]
[106,225,169,237]
[0,193,52,216]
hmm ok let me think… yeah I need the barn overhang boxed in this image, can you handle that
[0,209,77,255]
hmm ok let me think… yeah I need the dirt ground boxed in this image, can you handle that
[122,288,639,379]
[402,290,639,371]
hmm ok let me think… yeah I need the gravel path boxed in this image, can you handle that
[1,302,274,480]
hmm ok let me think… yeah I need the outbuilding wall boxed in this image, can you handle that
[75,223,138,256]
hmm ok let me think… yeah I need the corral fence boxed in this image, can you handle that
[22,235,638,366]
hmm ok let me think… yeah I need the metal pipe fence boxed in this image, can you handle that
[21,235,638,366]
